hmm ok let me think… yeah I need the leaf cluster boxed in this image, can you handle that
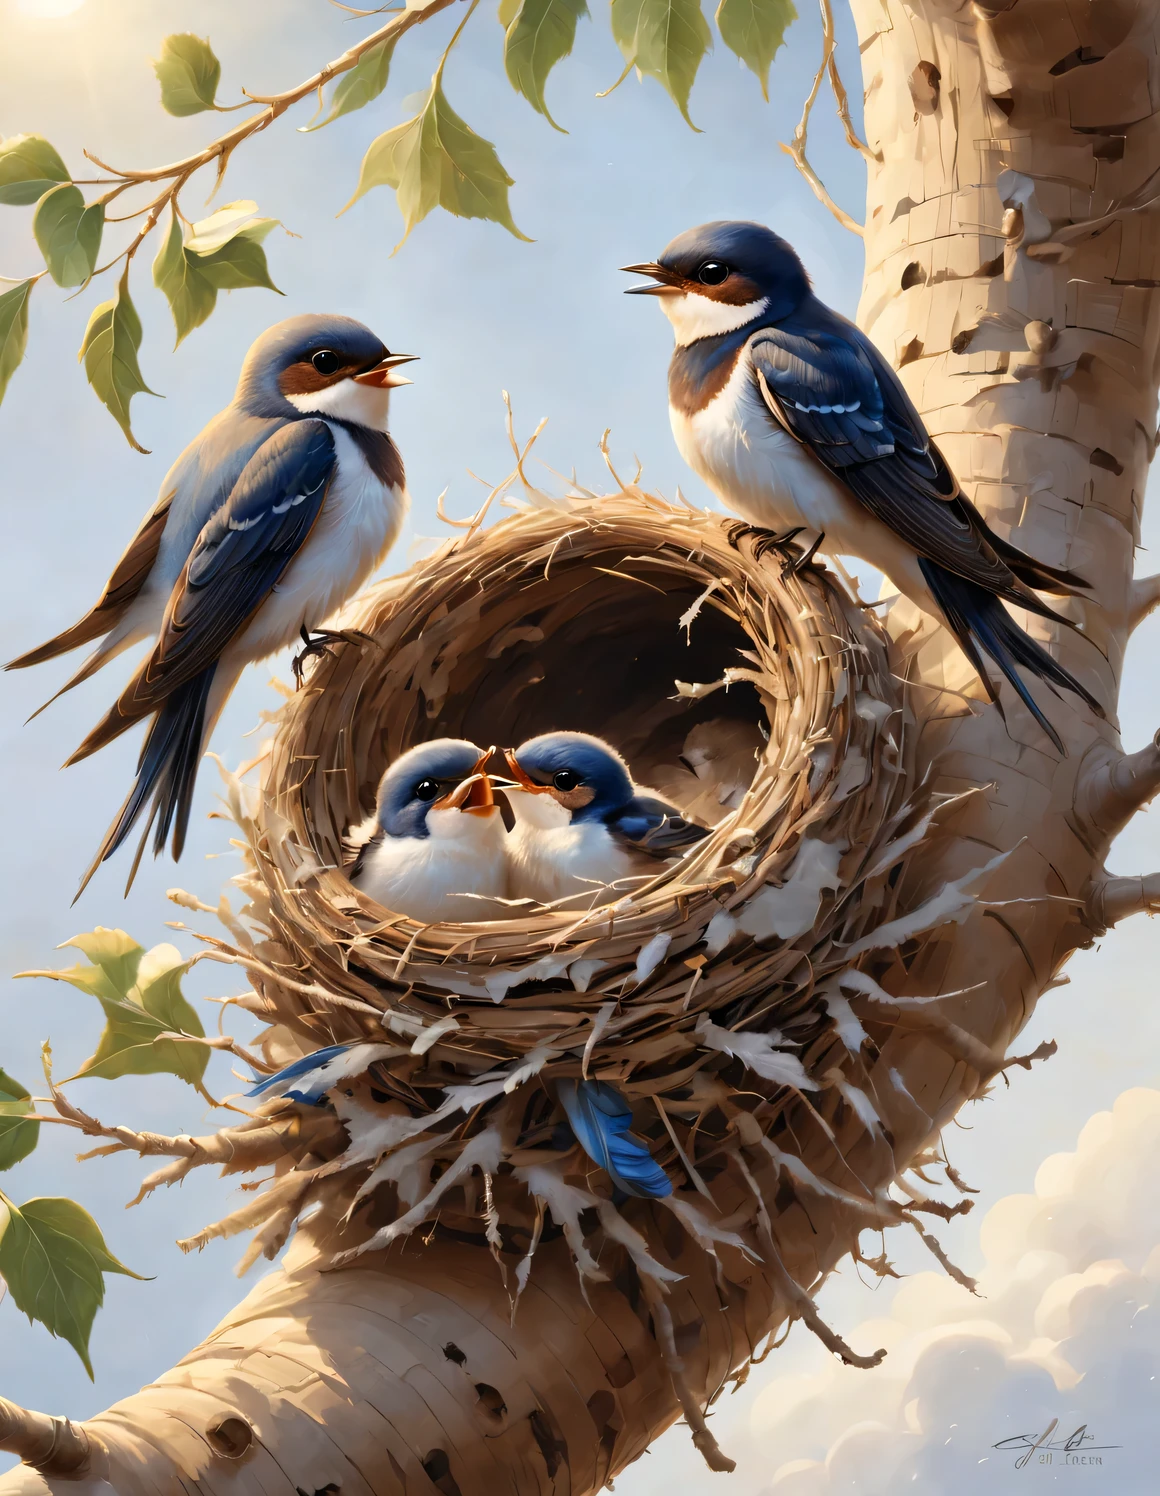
[0,0,800,442]
[1,927,221,1374]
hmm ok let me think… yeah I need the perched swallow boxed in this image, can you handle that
[502,730,708,908]
[7,314,415,894]
[625,221,1103,751]
[348,739,509,925]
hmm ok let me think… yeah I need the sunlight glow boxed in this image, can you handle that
[16,0,88,16]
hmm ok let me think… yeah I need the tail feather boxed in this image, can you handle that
[919,559,1104,754]
[74,666,216,901]
[985,531,1092,597]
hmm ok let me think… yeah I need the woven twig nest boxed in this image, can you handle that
[192,485,936,1283]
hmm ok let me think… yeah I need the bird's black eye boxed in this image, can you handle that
[553,769,580,792]
[311,349,341,375]
[414,778,440,802]
[697,261,729,286]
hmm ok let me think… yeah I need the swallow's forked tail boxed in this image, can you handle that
[74,665,217,901]
[918,558,1104,754]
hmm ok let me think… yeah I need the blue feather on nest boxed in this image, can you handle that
[246,1042,354,1106]
[558,1079,672,1198]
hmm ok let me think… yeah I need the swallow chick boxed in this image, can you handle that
[502,730,709,909]
[6,314,416,895]
[624,220,1103,751]
[348,740,509,925]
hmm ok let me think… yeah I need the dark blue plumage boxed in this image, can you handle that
[84,420,337,884]
[509,731,707,857]
[247,1042,354,1106]
[625,220,1105,753]
[558,1079,672,1198]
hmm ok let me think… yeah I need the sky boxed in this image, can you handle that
[1,0,1159,1489]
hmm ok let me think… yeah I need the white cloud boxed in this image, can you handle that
[749,1088,1160,1494]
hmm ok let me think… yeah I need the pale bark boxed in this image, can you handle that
[5,1,1160,1490]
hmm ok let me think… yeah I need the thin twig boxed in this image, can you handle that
[822,0,877,165]
[73,0,458,281]
[779,0,866,237]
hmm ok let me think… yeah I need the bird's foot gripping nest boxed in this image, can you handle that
[292,625,377,687]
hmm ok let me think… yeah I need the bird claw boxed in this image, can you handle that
[781,531,825,577]
[292,626,375,689]
[726,521,807,564]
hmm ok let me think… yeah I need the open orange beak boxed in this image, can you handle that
[353,353,419,388]
[502,748,552,793]
[434,748,498,815]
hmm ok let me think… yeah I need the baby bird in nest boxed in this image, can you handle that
[348,739,508,925]
[501,731,709,910]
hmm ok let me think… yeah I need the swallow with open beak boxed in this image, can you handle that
[348,739,509,924]
[502,730,708,909]
[623,221,1103,752]
[6,313,418,896]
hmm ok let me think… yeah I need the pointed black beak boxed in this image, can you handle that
[621,262,679,296]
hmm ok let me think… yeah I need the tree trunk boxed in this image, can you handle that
[5,1,1159,1490]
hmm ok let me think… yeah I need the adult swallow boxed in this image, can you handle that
[7,314,416,893]
[349,739,509,925]
[624,220,1103,751]
[502,730,708,908]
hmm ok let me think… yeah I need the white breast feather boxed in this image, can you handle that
[660,292,771,347]
[232,422,407,663]
[353,809,509,925]
[505,791,644,908]
[670,345,940,614]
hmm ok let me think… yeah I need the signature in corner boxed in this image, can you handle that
[994,1419,1122,1470]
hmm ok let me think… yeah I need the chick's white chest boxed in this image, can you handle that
[355,809,508,925]
[507,798,641,906]
[236,423,407,661]
[670,348,863,547]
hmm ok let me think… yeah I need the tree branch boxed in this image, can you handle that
[1076,730,1160,839]
[73,0,457,282]
[1087,873,1160,930]
[1129,573,1160,631]
[0,1398,89,1478]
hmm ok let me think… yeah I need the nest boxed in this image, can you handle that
[177,483,942,1288]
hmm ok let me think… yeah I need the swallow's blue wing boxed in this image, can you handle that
[608,794,709,859]
[749,314,1038,600]
[558,1080,672,1198]
[77,421,336,731]
[139,420,336,696]
[247,1042,354,1106]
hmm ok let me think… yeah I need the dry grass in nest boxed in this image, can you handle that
[228,486,909,1056]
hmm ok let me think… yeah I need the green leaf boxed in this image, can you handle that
[153,33,222,116]
[0,279,32,408]
[307,37,397,129]
[503,0,588,131]
[346,78,530,248]
[18,929,209,1091]
[32,184,104,288]
[0,1193,143,1377]
[152,212,215,345]
[0,1071,38,1174]
[0,134,69,207]
[610,0,711,128]
[78,271,157,452]
[715,0,795,99]
[153,205,281,345]
[196,226,281,293]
